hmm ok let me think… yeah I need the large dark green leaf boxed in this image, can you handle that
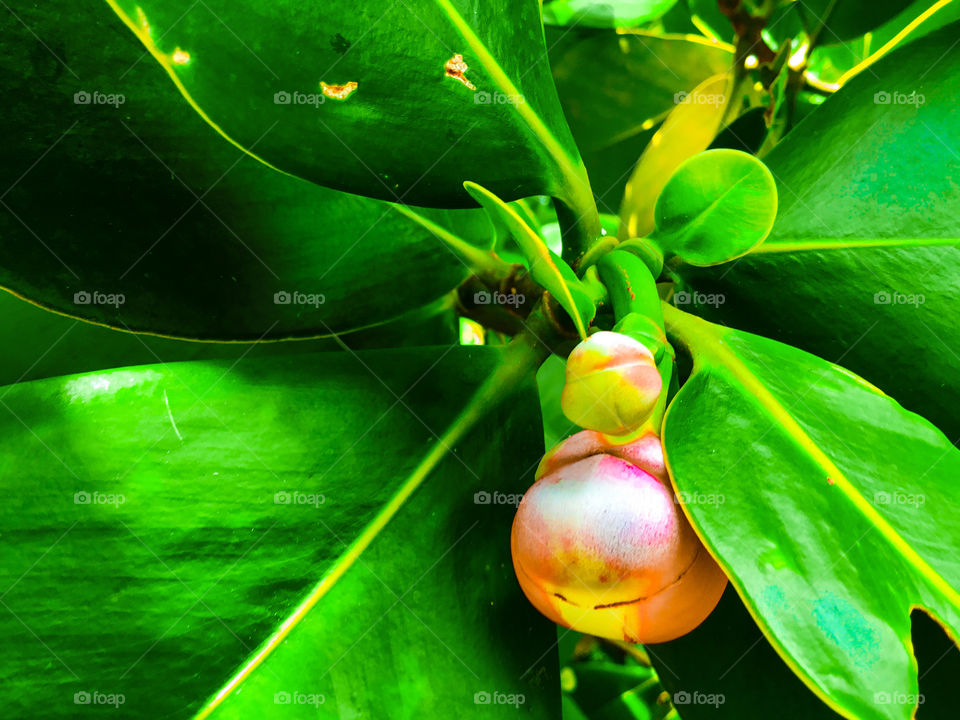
[0,290,457,386]
[674,22,960,437]
[769,0,915,43]
[549,29,733,213]
[0,346,557,718]
[0,2,491,340]
[661,307,960,720]
[105,0,594,215]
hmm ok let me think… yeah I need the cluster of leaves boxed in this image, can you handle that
[1,0,959,719]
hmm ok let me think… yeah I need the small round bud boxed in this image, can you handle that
[512,430,726,643]
[560,331,662,435]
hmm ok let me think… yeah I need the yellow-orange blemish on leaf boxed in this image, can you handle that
[444,53,476,90]
[171,47,191,65]
[320,81,358,100]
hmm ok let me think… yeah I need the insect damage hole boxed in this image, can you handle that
[320,81,358,100]
[444,53,476,90]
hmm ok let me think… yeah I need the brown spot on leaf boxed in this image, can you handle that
[445,53,476,90]
[320,81,358,101]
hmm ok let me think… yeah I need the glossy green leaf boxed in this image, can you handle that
[651,587,960,719]
[543,0,678,28]
[0,290,457,387]
[0,347,558,718]
[464,181,596,338]
[549,29,733,212]
[769,0,915,43]
[806,0,960,85]
[651,149,777,266]
[0,2,492,340]
[661,306,960,720]
[674,22,960,438]
[105,0,594,216]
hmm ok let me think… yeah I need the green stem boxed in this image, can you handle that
[597,251,664,327]
[556,186,602,268]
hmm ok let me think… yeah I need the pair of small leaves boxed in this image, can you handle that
[464,181,596,338]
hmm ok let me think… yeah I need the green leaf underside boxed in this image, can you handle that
[104,0,589,209]
[0,3,493,340]
[0,347,557,718]
[464,181,595,338]
[653,149,777,266]
[662,306,960,720]
[674,22,960,438]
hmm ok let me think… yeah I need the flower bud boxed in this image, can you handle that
[560,331,662,435]
[512,430,727,643]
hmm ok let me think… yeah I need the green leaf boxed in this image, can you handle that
[0,2,492,340]
[104,0,594,216]
[0,290,458,387]
[549,29,733,212]
[769,0,915,43]
[464,181,597,338]
[661,306,960,720]
[652,149,778,266]
[651,587,960,718]
[543,0,678,28]
[0,347,558,718]
[672,22,960,438]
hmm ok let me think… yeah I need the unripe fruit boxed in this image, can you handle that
[512,430,727,643]
[560,331,662,435]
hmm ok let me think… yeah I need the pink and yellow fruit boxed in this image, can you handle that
[511,430,727,643]
[560,331,662,435]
